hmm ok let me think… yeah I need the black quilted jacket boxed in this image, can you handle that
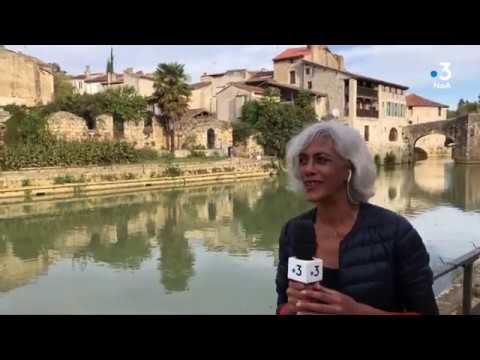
[275,202,439,315]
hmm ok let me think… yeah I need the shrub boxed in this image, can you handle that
[122,172,136,180]
[374,154,381,167]
[0,140,141,171]
[189,150,206,158]
[21,179,31,187]
[136,147,159,161]
[162,165,184,177]
[159,152,175,162]
[101,174,119,182]
[53,175,81,184]
[384,152,396,167]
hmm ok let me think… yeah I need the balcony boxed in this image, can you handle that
[356,109,379,118]
[357,86,378,99]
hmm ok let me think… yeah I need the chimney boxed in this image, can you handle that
[85,65,91,79]
[336,55,345,71]
[308,45,328,65]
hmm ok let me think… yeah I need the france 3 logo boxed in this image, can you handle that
[431,62,452,89]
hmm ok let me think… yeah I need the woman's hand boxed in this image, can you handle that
[296,283,388,315]
[283,281,315,315]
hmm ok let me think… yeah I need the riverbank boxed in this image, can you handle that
[436,261,480,315]
[0,158,278,205]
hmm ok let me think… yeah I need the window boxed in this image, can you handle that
[438,107,442,117]
[305,68,311,75]
[364,126,369,142]
[308,81,312,89]
[387,102,391,116]
[290,71,296,84]
[383,102,386,116]
[389,128,398,142]
[290,59,294,64]
[385,86,389,93]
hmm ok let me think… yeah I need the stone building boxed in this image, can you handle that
[190,69,258,113]
[69,67,155,97]
[271,45,412,163]
[406,93,451,158]
[0,48,54,106]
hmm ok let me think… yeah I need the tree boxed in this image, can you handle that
[106,47,114,74]
[239,89,315,158]
[152,63,191,153]
[101,86,147,124]
[51,63,74,101]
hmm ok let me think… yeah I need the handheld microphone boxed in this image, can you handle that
[287,220,323,284]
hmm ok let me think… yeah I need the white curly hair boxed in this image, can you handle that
[285,120,376,203]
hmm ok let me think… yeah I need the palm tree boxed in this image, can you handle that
[153,63,191,153]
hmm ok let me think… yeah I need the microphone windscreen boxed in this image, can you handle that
[292,220,316,260]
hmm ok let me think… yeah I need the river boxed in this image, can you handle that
[0,158,479,314]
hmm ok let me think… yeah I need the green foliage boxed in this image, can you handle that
[451,97,480,117]
[152,63,192,152]
[232,120,254,145]
[54,175,85,184]
[136,147,159,161]
[53,69,74,101]
[49,86,146,127]
[239,100,262,127]
[239,90,317,158]
[159,152,175,162]
[191,144,206,150]
[0,140,142,171]
[122,172,136,180]
[3,105,51,145]
[384,152,396,167]
[374,154,381,167]
[101,87,147,125]
[181,134,197,150]
[162,164,184,177]
[21,179,31,187]
[189,150,206,158]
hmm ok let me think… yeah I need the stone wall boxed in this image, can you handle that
[0,158,274,190]
[47,111,91,141]
[466,114,480,163]
[46,112,168,150]
[235,135,264,158]
[95,114,114,141]
[0,49,54,106]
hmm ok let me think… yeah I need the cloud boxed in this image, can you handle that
[336,45,480,89]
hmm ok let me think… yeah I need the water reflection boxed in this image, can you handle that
[0,159,479,313]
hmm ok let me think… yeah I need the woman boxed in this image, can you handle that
[275,120,438,315]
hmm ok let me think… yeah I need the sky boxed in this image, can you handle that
[6,45,480,110]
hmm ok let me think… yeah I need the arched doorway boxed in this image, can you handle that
[389,128,398,142]
[207,128,215,149]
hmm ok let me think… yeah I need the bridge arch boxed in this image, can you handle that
[402,118,460,163]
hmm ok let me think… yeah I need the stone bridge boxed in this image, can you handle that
[402,113,480,164]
